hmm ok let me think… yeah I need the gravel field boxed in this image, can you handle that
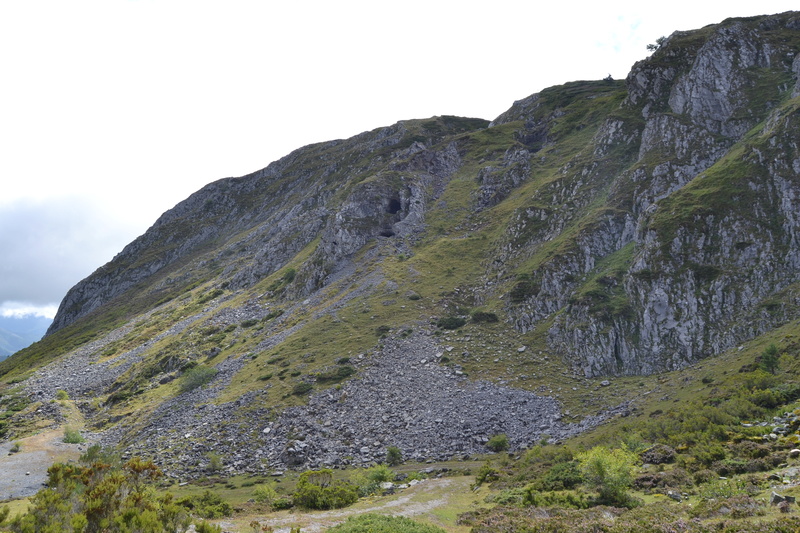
[0,431,84,501]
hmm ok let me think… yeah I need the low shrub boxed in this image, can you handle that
[252,484,278,506]
[534,461,583,491]
[487,433,509,452]
[436,317,466,330]
[316,365,356,383]
[472,462,499,488]
[633,468,692,492]
[63,427,85,444]
[386,445,403,466]
[366,464,394,483]
[194,521,222,533]
[471,311,499,323]
[523,489,590,509]
[293,469,358,510]
[176,490,233,518]
[689,494,765,519]
[179,365,218,393]
[326,513,446,533]
[292,382,313,396]
[640,444,676,464]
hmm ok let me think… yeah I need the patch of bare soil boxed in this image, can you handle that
[220,476,482,533]
[0,429,85,501]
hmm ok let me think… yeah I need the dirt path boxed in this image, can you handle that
[0,428,85,501]
[220,476,486,533]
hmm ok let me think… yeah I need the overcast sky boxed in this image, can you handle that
[1,1,797,319]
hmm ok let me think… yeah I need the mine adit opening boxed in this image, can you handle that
[386,197,402,215]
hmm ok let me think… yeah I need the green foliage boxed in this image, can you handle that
[577,446,638,506]
[326,513,446,533]
[386,445,403,466]
[176,490,233,518]
[471,311,499,323]
[472,461,499,488]
[194,520,223,533]
[196,288,224,305]
[760,343,780,374]
[316,365,356,383]
[436,316,466,330]
[63,426,85,444]
[7,455,190,532]
[252,484,278,506]
[646,35,667,51]
[487,433,509,452]
[293,469,358,510]
[55,389,69,401]
[523,489,590,509]
[292,382,313,395]
[509,277,537,303]
[179,365,218,393]
[534,461,583,491]
[697,477,751,500]
[352,464,396,497]
[282,268,297,283]
[365,464,394,483]
[206,452,223,472]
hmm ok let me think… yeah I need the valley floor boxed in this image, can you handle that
[218,475,486,533]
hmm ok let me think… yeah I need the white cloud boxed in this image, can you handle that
[0,197,141,307]
[0,302,58,319]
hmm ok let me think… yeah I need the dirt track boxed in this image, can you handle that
[219,476,483,533]
[0,429,84,501]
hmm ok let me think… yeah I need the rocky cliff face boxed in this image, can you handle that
[10,11,800,477]
[47,118,485,333]
[506,13,800,375]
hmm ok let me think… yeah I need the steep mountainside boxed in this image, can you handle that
[2,12,800,478]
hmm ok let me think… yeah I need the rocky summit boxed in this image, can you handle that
[3,11,800,479]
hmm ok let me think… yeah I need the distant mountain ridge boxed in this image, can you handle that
[0,315,51,359]
[2,11,800,477]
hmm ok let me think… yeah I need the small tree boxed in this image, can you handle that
[487,433,509,452]
[294,469,358,510]
[646,36,666,52]
[577,446,638,506]
[386,446,403,466]
[252,484,278,508]
[206,452,223,472]
[760,343,780,374]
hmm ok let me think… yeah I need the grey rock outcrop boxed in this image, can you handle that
[503,12,800,376]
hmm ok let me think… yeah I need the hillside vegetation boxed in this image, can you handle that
[2,10,800,533]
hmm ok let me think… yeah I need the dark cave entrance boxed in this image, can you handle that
[386,197,402,215]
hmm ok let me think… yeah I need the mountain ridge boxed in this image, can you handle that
[2,11,800,478]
